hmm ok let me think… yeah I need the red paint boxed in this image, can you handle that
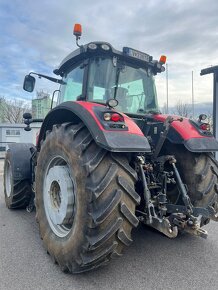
[154,114,210,140]
[76,101,144,136]
[121,113,144,136]
[77,101,104,130]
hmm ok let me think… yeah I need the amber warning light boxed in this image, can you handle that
[73,23,82,37]
[159,55,167,64]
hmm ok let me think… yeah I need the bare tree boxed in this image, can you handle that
[0,97,31,123]
[174,100,191,117]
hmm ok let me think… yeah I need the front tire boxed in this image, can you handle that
[35,123,140,273]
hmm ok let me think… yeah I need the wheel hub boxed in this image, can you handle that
[44,163,75,236]
[50,180,61,209]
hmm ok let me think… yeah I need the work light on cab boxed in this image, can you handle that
[88,43,97,50]
[101,44,110,51]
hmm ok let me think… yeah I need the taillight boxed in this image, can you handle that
[200,123,210,131]
[111,113,124,122]
[103,112,124,122]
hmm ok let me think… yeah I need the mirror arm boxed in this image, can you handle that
[29,72,64,84]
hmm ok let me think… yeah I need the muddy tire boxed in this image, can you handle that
[4,151,32,209]
[35,123,140,273]
[167,145,218,224]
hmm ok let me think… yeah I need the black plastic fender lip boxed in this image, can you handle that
[6,143,35,180]
[184,137,218,152]
[91,106,151,152]
[95,131,151,152]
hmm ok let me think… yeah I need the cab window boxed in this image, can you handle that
[59,65,84,104]
[87,58,116,103]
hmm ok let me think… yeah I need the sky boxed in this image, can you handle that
[0,0,218,109]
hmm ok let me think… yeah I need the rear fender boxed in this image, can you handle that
[37,101,151,153]
[6,143,35,181]
[154,114,218,152]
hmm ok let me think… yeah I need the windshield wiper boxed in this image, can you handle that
[113,66,122,99]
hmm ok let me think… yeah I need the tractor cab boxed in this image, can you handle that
[23,25,166,116]
[55,43,163,115]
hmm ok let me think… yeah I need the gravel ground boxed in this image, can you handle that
[0,159,218,290]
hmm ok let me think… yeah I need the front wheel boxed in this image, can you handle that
[35,123,140,273]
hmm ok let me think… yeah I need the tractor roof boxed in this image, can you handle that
[53,42,155,77]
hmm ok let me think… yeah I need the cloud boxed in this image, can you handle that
[0,0,217,110]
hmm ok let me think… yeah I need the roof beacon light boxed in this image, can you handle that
[73,23,82,47]
[159,55,167,64]
[73,23,82,37]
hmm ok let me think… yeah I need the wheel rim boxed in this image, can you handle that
[5,160,12,198]
[43,156,76,238]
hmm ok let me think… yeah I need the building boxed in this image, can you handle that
[0,123,41,156]
[32,91,52,119]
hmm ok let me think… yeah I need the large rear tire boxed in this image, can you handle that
[167,145,218,224]
[4,151,32,209]
[35,123,140,273]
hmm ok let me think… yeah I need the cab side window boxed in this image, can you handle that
[59,65,84,103]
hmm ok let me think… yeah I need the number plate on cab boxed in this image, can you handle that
[123,47,150,62]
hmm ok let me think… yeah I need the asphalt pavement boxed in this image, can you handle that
[0,159,218,290]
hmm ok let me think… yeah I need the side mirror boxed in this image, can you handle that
[23,75,36,92]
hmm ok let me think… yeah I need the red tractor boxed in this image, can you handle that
[4,24,218,273]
